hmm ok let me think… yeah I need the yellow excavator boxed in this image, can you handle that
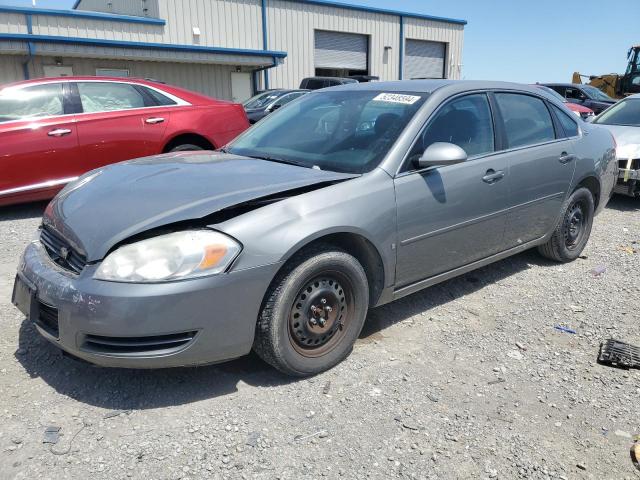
[572,45,640,99]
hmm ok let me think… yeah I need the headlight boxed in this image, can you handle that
[94,230,241,283]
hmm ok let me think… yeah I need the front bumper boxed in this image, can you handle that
[13,241,281,368]
[615,159,640,197]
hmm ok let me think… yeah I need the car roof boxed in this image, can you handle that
[0,76,228,105]
[329,79,549,95]
[542,83,586,88]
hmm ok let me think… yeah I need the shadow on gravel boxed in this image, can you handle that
[0,201,48,222]
[606,195,640,212]
[360,249,560,340]
[16,321,294,410]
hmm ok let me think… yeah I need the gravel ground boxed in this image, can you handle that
[0,197,639,480]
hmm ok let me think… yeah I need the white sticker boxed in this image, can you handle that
[373,93,421,105]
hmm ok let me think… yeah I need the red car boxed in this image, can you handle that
[533,84,595,120]
[0,77,249,207]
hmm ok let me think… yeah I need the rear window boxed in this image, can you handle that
[552,104,580,137]
[495,93,555,148]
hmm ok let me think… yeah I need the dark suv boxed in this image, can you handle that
[299,76,358,90]
[543,83,617,114]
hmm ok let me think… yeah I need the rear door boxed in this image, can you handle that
[394,92,509,287]
[494,92,577,246]
[72,81,169,170]
[0,82,79,202]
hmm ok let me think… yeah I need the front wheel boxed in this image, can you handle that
[169,143,204,152]
[253,246,369,376]
[538,187,595,262]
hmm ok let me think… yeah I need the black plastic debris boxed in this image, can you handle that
[598,339,640,369]
[43,426,61,444]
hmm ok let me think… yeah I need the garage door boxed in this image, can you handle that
[314,31,368,70]
[405,40,446,79]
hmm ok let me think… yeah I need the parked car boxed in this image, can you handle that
[13,81,617,376]
[592,94,640,197]
[543,83,616,114]
[299,76,358,90]
[533,84,595,120]
[0,76,248,207]
[243,89,309,124]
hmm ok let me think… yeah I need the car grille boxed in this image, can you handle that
[81,331,198,356]
[36,301,59,338]
[40,227,87,274]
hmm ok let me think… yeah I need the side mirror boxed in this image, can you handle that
[415,142,468,169]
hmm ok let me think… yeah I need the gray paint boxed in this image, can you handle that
[15,80,616,368]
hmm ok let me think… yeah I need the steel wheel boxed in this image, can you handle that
[288,272,353,358]
[563,200,587,250]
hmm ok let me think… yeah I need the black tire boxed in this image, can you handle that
[253,245,369,376]
[169,143,204,152]
[538,187,595,262]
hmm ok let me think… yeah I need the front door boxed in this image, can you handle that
[0,82,79,203]
[394,93,509,288]
[231,72,252,103]
[492,93,577,246]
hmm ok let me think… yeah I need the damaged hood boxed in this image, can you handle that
[44,152,357,261]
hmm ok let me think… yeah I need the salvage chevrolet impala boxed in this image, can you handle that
[12,81,618,376]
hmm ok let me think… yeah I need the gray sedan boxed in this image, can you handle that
[12,80,618,376]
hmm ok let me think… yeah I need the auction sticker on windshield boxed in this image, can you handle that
[373,93,421,105]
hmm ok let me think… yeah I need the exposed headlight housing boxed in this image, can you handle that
[94,230,241,283]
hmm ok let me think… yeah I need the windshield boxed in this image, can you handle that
[582,85,614,102]
[594,98,640,126]
[227,90,428,174]
[243,90,284,109]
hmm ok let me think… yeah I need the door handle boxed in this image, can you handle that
[559,152,576,164]
[47,128,72,137]
[482,169,505,184]
[145,117,165,124]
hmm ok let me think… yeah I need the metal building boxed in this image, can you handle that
[0,0,466,101]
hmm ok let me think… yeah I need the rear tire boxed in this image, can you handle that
[538,187,594,262]
[169,143,204,152]
[253,245,369,376]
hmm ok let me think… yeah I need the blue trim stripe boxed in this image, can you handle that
[261,0,270,89]
[292,0,467,25]
[0,34,288,59]
[398,15,404,80]
[0,6,166,25]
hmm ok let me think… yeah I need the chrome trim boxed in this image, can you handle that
[47,128,72,137]
[0,177,77,197]
[145,117,165,124]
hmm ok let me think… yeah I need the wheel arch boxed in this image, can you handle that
[275,229,387,308]
[162,132,216,152]
[573,174,601,209]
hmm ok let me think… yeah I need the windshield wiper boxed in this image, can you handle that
[244,154,312,169]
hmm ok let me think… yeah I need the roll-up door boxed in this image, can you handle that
[314,30,368,71]
[405,40,446,79]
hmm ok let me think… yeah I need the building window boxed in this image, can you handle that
[96,68,130,78]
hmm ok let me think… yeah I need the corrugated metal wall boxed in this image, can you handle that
[76,0,161,18]
[266,0,400,89]
[29,57,235,99]
[0,54,25,85]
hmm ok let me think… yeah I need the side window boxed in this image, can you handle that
[140,86,177,106]
[495,93,555,148]
[552,104,580,138]
[549,85,566,97]
[566,88,586,101]
[305,79,325,90]
[77,82,146,113]
[0,83,65,123]
[273,92,306,108]
[407,93,495,164]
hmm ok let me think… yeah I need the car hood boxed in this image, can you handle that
[596,124,640,158]
[566,103,593,113]
[43,152,357,261]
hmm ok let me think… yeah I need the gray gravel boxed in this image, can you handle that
[0,197,639,480]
